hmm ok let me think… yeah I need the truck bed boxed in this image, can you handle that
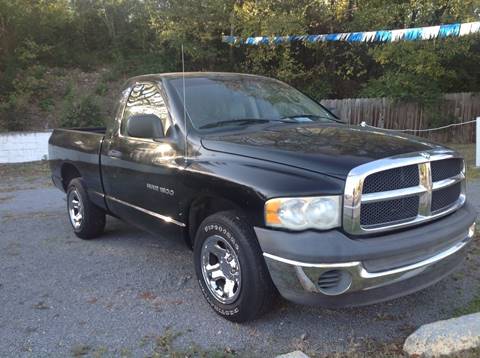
[48,127,106,209]
[69,127,107,134]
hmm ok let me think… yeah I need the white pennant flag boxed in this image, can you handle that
[390,29,407,42]
[460,22,480,36]
[421,25,440,39]
[362,31,377,42]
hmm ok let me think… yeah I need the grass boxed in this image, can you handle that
[454,227,480,317]
[0,160,51,192]
[63,329,241,358]
[454,295,480,317]
[451,221,480,319]
[71,344,91,357]
[64,340,480,358]
[149,329,237,358]
[448,144,480,180]
[325,340,480,358]
[0,160,50,181]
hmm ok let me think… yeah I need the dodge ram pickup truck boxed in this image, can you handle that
[49,72,477,322]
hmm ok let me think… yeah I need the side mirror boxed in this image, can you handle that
[126,114,164,139]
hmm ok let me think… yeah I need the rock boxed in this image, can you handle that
[276,351,310,358]
[403,312,480,357]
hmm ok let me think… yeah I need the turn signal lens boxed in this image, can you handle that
[265,199,282,225]
[265,196,341,231]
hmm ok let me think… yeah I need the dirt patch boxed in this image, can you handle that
[1,211,59,222]
[0,195,14,203]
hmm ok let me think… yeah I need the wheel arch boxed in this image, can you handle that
[60,163,82,191]
[186,195,247,248]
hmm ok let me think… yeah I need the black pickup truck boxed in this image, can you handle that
[49,72,477,322]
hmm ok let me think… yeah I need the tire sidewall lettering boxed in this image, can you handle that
[203,224,239,251]
[200,222,242,316]
[198,279,239,316]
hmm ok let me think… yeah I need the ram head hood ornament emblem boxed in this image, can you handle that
[420,152,431,160]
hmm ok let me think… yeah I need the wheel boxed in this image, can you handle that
[193,211,277,322]
[66,178,106,239]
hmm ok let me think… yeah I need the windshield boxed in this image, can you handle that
[166,75,337,131]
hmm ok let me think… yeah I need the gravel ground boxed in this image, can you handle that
[0,170,479,358]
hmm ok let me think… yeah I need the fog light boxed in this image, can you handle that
[468,223,476,238]
[317,270,352,296]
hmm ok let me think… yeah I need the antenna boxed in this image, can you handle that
[181,44,188,163]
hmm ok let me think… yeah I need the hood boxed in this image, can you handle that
[201,123,441,178]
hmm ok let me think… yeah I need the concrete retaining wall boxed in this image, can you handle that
[0,131,52,163]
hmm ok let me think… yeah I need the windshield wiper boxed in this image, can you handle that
[199,118,272,129]
[282,114,345,124]
[280,114,337,122]
[199,117,318,130]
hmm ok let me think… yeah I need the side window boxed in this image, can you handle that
[121,83,170,137]
[107,86,131,137]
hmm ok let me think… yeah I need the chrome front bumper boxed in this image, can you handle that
[263,223,476,306]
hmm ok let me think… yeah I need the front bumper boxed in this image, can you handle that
[256,203,477,307]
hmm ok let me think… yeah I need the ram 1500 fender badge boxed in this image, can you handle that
[146,183,174,196]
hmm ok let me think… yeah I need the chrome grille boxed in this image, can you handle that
[431,158,463,182]
[363,165,419,193]
[360,196,419,226]
[343,150,466,235]
[432,182,462,213]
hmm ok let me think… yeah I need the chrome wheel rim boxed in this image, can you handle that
[68,189,84,230]
[201,235,241,304]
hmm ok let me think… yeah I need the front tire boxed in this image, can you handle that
[193,211,277,322]
[66,178,105,239]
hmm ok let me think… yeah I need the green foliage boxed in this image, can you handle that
[39,98,54,112]
[1,0,480,131]
[95,82,109,96]
[454,292,480,317]
[60,92,104,128]
[360,71,442,103]
[0,94,29,131]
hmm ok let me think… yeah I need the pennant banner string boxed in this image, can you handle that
[222,21,480,45]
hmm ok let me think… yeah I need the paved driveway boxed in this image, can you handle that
[0,173,479,357]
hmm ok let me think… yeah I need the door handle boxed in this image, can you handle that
[108,149,122,158]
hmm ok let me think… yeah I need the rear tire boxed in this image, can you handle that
[193,211,277,322]
[66,178,105,239]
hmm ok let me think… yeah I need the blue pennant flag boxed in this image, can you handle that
[404,28,422,41]
[439,23,461,38]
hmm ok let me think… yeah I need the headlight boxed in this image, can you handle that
[265,196,342,231]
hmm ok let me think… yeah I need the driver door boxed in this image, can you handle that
[101,81,186,233]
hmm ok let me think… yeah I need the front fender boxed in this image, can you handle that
[181,151,345,227]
